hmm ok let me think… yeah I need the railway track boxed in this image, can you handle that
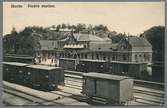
[3,85,64,105]
[2,70,165,106]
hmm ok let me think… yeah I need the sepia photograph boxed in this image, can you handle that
[2,1,165,106]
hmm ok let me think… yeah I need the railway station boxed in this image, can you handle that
[2,28,165,106]
[2,1,165,106]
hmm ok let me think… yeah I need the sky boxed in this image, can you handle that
[3,2,165,35]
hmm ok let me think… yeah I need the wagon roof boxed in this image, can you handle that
[4,55,34,59]
[3,62,29,66]
[80,59,106,62]
[111,61,147,64]
[60,58,76,60]
[26,65,61,70]
[83,72,132,81]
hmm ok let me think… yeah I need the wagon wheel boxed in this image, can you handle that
[120,102,126,106]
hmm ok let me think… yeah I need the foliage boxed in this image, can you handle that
[108,32,127,43]
[140,26,165,62]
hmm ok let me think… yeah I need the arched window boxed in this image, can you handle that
[135,54,138,62]
[123,54,126,61]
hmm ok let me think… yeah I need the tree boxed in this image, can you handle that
[3,27,18,54]
[93,24,109,31]
[76,23,86,33]
[108,33,126,43]
[61,24,67,29]
[140,26,165,62]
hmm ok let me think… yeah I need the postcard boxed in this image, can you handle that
[2,1,165,106]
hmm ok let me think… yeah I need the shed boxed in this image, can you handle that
[82,72,134,104]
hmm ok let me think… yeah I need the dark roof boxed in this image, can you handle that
[127,36,151,47]
[39,40,58,50]
[83,72,132,81]
[73,33,105,42]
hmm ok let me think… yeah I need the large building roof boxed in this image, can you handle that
[39,40,58,50]
[73,33,105,42]
[127,36,152,47]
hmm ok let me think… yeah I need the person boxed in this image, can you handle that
[51,58,54,63]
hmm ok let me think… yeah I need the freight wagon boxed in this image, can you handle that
[3,62,64,91]
[59,58,151,80]
[59,58,76,71]
[25,65,64,91]
[3,62,29,84]
[82,72,134,105]
[109,61,148,79]
[77,59,109,73]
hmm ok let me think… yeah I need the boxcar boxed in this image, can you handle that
[77,59,109,73]
[82,72,134,105]
[109,61,147,79]
[59,58,76,71]
[3,62,29,84]
[25,65,64,91]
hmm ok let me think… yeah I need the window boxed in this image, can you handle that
[78,54,80,58]
[81,53,83,59]
[85,54,87,59]
[123,54,126,61]
[135,55,138,62]
[96,54,99,59]
[112,55,115,61]
[92,53,94,59]
[135,55,137,59]
[147,55,150,61]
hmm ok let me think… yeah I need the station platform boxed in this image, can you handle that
[2,81,89,106]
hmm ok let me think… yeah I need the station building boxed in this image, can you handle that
[35,32,152,64]
[35,32,152,78]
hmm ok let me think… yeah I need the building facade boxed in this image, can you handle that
[35,33,152,65]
